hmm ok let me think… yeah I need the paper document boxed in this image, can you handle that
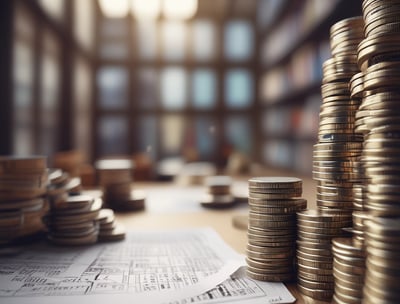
[0,228,294,304]
[170,266,296,304]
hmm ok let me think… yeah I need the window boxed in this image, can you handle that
[94,10,257,163]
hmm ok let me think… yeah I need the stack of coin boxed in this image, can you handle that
[316,16,365,215]
[296,210,352,301]
[95,159,145,211]
[96,208,125,242]
[363,217,400,303]
[45,194,101,246]
[357,2,400,302]
[47,168,82,202]
[0,156,48,246]
[246,177,306,282]
[200,176,235,208]
[331,238,366,304]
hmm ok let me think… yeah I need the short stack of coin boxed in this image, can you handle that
[47,168,82,202]
[363,217,400,303]
[95,159,145,211]
[0,156,49,247]
[296,210,352,301]
[331,238,366,304]
[200,176,235,208]
[46,171,126,245]
[45,194,101,246]
[246,177,306,282]
[95,208,125,242]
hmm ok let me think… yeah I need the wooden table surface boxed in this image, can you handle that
[113,173,320,304]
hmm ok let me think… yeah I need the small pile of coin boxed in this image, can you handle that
[45,168,126,245]
[96,159,145,211]
[47,168,82,202]
[363,217,400,303]
[0,156,49,248]
[45,194,102,246]
[246,177,306,282]
[296,210,352,301]
[331,238,366,304]
[96,208,126,242]
[200,176,235,208]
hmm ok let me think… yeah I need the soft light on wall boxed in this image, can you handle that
[162,0,198,20]
[99,0,198,20]
[131,0,161,19]
[98,0,130,18]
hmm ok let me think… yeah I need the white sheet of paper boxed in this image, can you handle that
[0,228,295,304]
[170,266,296,304]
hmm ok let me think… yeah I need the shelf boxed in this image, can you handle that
[262,80,321,107]
[261,0,361,70]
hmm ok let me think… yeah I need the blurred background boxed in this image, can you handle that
[0,0,361,178]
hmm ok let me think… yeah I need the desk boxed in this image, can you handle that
[114,175,318,304]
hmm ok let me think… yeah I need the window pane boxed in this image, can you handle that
[100,40,129,59]
[137,115,157,159]
[195,117,216,158]
[100,18,128,39]
[98,67,129,109]
[192,69,216,109]
[98,116,128,156]
[225,116,252,154]
[160,67,187,110]
[38,0,65,22]
[13,4,35,155]
[161,21,186,61]
[73,56,92,159]
[137,21,158,60]
[39,31,61,157]
[73,0,94,51]
[137,68,158,109]
[161,115,185,155]
[224,20,253,61]
[192,20,217,61]
[225,69,253,108]
[13,41,34,155]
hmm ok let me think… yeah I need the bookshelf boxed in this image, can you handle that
[257,0,362,174]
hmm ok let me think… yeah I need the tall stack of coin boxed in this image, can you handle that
[200,175,235,208]
[331,238,366,304]
[363,217,400,303]
[296,210,352,301]
[95,159,145,211]
[0,156,48,247]
[302,17,365,302]
[246,177,306,282]
[356,1,400,303]
[316,16,365,215]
